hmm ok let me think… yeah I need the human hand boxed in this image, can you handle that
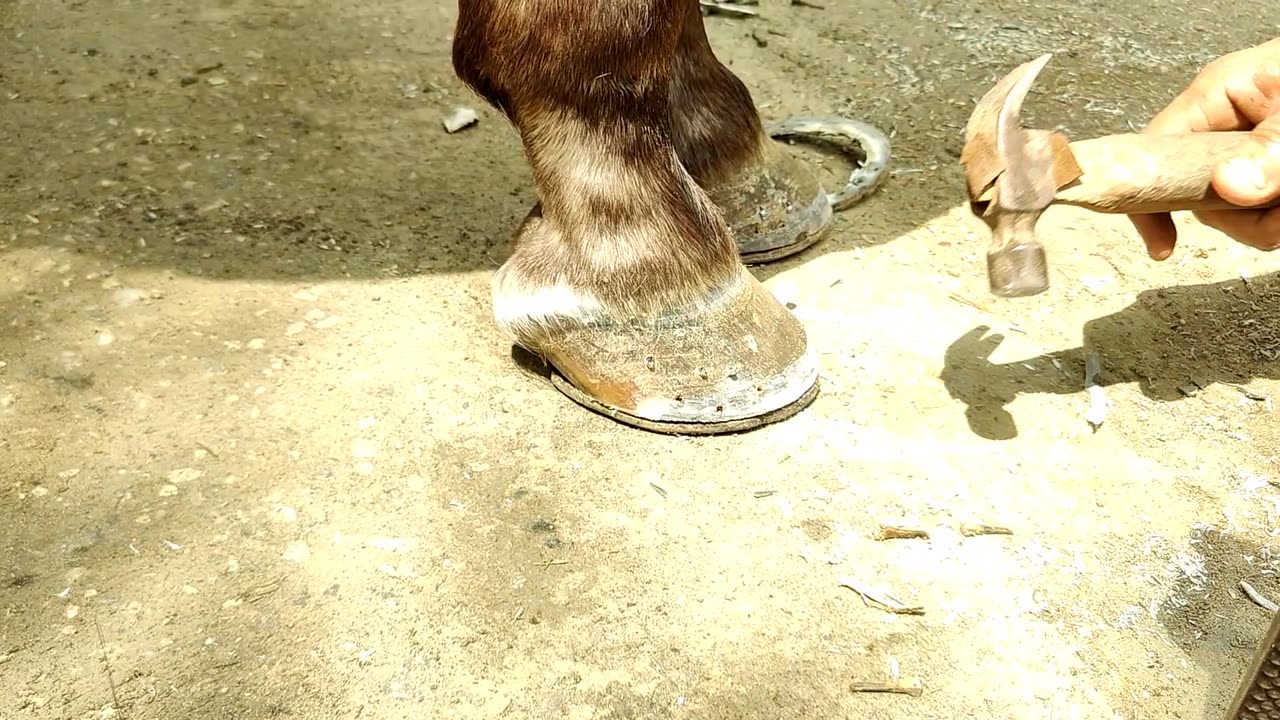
[1129,37,1280,258]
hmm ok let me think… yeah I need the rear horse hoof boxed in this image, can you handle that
[712,115,891,265]
[517,268,819,435]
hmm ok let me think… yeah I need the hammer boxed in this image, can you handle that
[961,53,1280,298]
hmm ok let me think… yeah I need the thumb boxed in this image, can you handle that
[1214,112,1280,206]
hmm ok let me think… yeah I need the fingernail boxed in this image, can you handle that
[1222,157,1269,192]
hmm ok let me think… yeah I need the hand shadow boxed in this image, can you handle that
[940,271,1280,440]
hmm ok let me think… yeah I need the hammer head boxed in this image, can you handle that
[962,53,1077,298]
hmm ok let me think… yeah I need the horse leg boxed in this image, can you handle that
[669,0,891,263]
[452,0,818,432]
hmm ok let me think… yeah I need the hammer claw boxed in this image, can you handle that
[996,54,1059,213]
[995,53,1052,151]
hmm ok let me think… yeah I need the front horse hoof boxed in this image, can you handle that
[516,269,819,435]
[713,115,892,265]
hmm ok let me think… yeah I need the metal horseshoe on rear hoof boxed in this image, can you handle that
[766,116,892,212]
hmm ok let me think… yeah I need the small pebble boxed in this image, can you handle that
[66,528,100,553]
[115,287,148,307]
[167,468,204,484]
[443,106,479,134]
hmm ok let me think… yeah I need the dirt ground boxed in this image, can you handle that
[2,0,1279,718]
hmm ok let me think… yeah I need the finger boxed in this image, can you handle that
[1128,213,1178,260]
[1130,67,1245,255]
[1142,47,1280,135]
[1194,207,1280,251]
[1213,113,1280,206]
[1226,60,1280,126]
[1142,69,1252,135]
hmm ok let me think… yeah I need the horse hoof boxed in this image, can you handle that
[709,115,892,265]
[513,268,819,435]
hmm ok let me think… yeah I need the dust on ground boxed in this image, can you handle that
[2,0,1278,718]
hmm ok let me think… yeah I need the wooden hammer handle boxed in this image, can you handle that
[1055,131,1280,214]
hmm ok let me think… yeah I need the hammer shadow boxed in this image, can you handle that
[940,271,1280,440]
